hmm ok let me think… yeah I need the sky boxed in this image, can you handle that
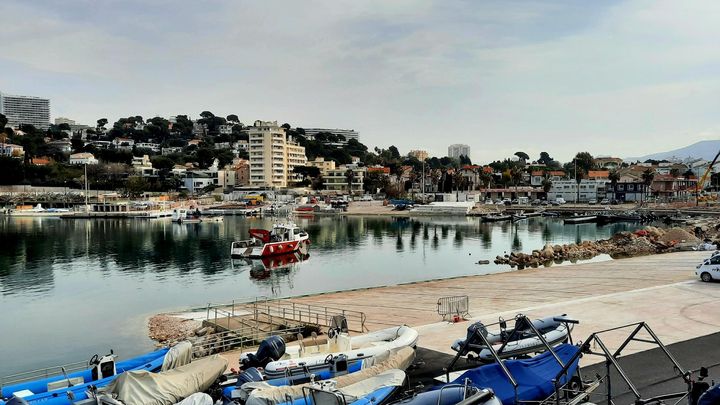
[1,0,718,163]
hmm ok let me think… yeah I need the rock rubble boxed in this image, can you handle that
[494,226,709,269]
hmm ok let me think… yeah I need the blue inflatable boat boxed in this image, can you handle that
[0,348,169,405]
[443,343,581,405]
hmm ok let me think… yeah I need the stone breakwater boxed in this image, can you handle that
[494,226,706,269]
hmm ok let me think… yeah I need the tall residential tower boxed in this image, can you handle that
[248,120,307,188]
[0,91,50,129]
[448,144,471,159]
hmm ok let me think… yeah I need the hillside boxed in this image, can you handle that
[626,140,720,162]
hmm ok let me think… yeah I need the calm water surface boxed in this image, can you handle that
[0,215,646,375]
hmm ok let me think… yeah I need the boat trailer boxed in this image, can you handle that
[447,319,709,405]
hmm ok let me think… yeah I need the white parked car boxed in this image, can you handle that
[556,197,566,204]
[696,255,720,282]
[361,195,373,201]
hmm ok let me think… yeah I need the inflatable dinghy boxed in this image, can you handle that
[239,317,418,379]
[451,315,575,362]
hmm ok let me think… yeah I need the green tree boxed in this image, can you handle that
[96,118,108,130]
[541,174,553,193]
[227,114,239,124]
[670,168,680,178]
[608,169,620,191]
[0,113,8,128]
[125,176,148,198]
[514,151,529,162]
[196,147,215,169]
[151,156,175,171]
[641,168,655,200]
[293,166,321,178]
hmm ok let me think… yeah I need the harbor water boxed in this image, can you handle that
[0,215,648,376]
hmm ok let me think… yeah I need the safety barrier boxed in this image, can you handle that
[437,295,469,320]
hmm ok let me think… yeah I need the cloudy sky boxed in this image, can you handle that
[1,0,718,162]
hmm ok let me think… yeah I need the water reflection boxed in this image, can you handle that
[0,215,651,376]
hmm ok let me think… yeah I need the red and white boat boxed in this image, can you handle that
[230,222,310,258]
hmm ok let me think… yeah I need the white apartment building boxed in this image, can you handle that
[69,153,99,165]
[448,144,471,159]
[0,91,50,129]
[112,137,135,151]
[324,167,366,195]
[302,128,359,143]
[249,120,307,188]
[549,180,607,202]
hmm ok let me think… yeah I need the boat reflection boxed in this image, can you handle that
[231,251,310,294]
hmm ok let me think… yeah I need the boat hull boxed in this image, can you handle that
[231,238,310,259]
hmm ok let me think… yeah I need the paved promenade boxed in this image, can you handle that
[289,251,720,363]
[220,251,720,371]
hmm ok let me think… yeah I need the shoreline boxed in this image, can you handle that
[147,250,720,373]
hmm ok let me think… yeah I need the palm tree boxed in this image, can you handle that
[641,168,655,202]
[345,169,356,195]
[510,166,523,190]
[541,174,553,193]
[608,169,620,200]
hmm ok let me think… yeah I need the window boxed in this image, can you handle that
[628,184,634,191]
[618,185,625,191]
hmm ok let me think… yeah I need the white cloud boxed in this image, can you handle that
[0,0,718,163]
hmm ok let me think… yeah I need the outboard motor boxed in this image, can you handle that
[240,336,286,370]
[236,367,264,387]
[451,322,488,355]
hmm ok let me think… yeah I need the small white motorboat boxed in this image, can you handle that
[239,317,418,379]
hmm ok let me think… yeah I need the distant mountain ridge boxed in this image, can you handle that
[625,140,720,162]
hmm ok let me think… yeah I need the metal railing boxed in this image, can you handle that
[203,297,367,333]
[191,325,305,358]
[0,359,88,390]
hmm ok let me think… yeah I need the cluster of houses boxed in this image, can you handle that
[1,115,715,202]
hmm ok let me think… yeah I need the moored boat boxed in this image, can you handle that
[442,343,581,405]
[0,348,170,405]
[563,215,597,224]
[450,315,574,362]
[481,213,511,223]
[230,222,310,258]
[237,318,418,380]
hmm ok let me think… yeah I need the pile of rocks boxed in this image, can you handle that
[148,314,207,346]
[494,226,705,269]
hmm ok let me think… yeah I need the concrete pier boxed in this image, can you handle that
[287,251,720,364]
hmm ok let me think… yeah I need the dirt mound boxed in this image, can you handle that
[658,228,699,244]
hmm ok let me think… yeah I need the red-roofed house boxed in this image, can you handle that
[651,174,697,200]
[367,166,390,175]
[530,170,566,186]
[587,170,610,180]
[30,157,52,166]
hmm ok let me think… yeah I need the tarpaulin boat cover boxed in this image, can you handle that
[162,341,193,371]
[698,384,720,405]
[448,343,581,405]
[175,392,213,405]
[245,346,415,405]
[106,355,228,405]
